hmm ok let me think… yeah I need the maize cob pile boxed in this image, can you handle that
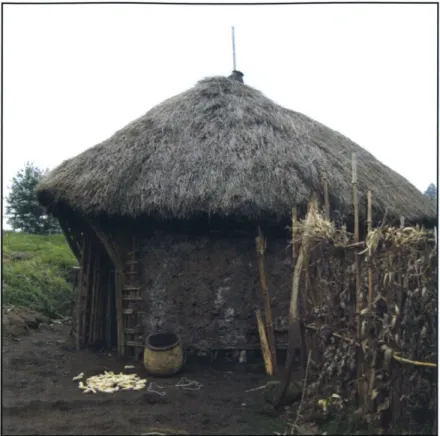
[72,371,147,394]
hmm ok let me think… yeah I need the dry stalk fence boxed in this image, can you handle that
[287,204,437,434]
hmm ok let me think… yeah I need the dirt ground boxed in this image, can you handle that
[2,310,314,436]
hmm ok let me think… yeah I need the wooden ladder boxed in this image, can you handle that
[122,238,144,359]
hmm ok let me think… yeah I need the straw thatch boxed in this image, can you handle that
[36,75,436,225]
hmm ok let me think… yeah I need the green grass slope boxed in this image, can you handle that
[2,231,78,318]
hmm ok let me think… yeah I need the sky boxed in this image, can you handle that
[2,3,438,228]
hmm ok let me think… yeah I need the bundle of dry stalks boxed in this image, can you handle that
[287,209,437,434]
[362,225,434,255]
[289,207,351,248]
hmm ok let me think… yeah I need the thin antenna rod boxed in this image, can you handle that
[232,26,236,71]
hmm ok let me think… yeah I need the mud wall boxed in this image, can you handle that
[139,230,295,349]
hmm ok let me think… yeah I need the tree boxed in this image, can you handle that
[424,183,437,204]
[6,162,61,234]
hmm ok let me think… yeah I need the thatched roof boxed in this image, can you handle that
[37,74,436,226]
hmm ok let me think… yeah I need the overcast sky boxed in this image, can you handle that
[2,3,438,228]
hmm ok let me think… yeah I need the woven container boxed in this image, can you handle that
[144,332,184,377]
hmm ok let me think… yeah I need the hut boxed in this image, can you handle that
[36,72,436,360]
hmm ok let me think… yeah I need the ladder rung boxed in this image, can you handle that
[123,286,141,291]
[124,271,138,275]
[126,250,139,255]
[126,341,143,347]
[123,309,134,315]
[125,260,138,265]
[124,328,141,334]
[122,296,143,301]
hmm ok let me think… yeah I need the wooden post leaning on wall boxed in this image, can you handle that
[292,207,307,369]
[275,202,311,408]
[255,310,274,376]
[256,227,277,373]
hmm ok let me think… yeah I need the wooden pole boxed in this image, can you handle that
[75,288,81,350]
[256,227,277,373]
[290,206,307,369]
[352,154,361,327]
[367,191,373,310]
[295,206,308,371]
[288,206,298,372]
[106,269,113,349]
[96,266,101,344]
[255,310,273,376]
[97,256,103,343]
[69,266,79,339]
[366,190,376,411]
[391,215,406,424]
[92,253,101,344]
[97,266,104,343]
[76,239,87,350]
[93,254,100,343]
[82,236,92,347]
[352,153,364,409]
[115,270,125,356]
[275,204,310,408]
[89,254,97,344]
[79,237,87,346]
[352,153,359,242]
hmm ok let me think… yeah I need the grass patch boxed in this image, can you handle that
[2,231,78,318]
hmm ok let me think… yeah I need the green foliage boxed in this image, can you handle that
[6,162,61,234]
[2,231,78,318]
[424,183,437,204]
